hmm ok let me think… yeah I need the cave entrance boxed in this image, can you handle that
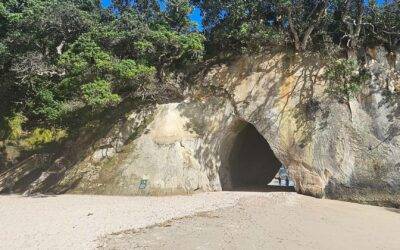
[219,120,293,191]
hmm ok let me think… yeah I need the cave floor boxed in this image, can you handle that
[1,192,399,250]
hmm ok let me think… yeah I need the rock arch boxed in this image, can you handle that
[218,119,282,190]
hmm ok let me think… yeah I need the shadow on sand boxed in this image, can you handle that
[0,193,57,199]
[230,185,296,193]
[386,207,400,214]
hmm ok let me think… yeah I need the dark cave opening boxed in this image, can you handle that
[219,120,290,191]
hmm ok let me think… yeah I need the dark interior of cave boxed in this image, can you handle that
[220,121,292,191]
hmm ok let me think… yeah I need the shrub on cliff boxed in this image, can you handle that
[325,58,371,102]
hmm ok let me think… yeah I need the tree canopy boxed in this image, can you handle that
[0,0,399,140]
[0,0,204,136]
[195,0,399,56]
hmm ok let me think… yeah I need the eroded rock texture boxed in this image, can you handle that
[3,48,400,207]
[203,49,400,205]
[55,100,237,195]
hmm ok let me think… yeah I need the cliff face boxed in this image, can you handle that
[203,50,400,206]
[2,48,400,206]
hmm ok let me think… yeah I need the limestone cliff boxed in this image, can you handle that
[1,48,400,207]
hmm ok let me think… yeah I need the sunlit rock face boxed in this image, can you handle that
[55,100,238,195]
[203,49,400,205]
[8,48,400,206]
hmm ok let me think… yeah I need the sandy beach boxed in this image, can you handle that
[1,192,399,250]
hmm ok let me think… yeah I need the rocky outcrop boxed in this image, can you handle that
[3,48,400,207]
[54,100,237,195]
[202,50,400,205]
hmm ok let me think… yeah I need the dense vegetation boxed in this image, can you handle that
[0,0,399,143]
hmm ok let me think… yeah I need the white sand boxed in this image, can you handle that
[101,192,400,250]
[0,193,242,250]
[1,192,400,250]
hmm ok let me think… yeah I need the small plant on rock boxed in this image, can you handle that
[4,113,27,140]
[325,58,370,103]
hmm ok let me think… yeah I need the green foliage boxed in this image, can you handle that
[1,0,398,142]
[165,0,193,31]
[364,2,400,51]
[0,0,100,127]
[81,80,121,108]
[59,36,113,78]
[23,128,67,149]
[194,0,400,55]
[235,22,284,53]
[114,60,156,81]
[0,113,67,149]
[59,35,155,102]
[134,23,205,82]
[31,88,64,122]
[325,59,370,102]
[193,0,284,55]
[4,113,27,140]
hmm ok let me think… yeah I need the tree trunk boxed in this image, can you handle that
[156,66,166,85]
[287,0,329,52]
[300,0,329,51]
[287,8,301,52]
[341,0,364,57]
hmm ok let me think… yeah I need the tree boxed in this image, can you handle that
[0,0,206,135]
[325,58,370,102]
[365,1,400,55]
[0,0,100,124]
[279,0,330,52]
[59,35,155,105]
[164,0,193,31]
[1,0,399,139]
[134,24,204,84]
[81,80,121,108]
[193,0,283,55]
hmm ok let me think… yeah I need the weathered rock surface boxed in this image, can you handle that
[201,50,400,205]
[2,48,400,206]
[55,99,237,195]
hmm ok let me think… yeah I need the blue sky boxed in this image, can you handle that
[100,0,388,31]
[101,0,203,30]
